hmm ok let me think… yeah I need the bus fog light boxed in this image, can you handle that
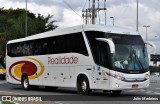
[115,83,119,88]
[145,74,150,79]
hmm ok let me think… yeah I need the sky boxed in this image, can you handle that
[0,0,160,55]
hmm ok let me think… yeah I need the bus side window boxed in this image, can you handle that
[97,41,111,68]
[85,31,111,69]
[41,42,48,54]
[8,43,16,57]
[48,39,56,54]
[7,32,88,57]
[67,33,88,56]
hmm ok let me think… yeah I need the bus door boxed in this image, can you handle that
[69,66,76,87]
[42,67,56,86]
[42,66,70,87]
[61,67,70,87]
[95,41,110,89]
[52,67,70,87]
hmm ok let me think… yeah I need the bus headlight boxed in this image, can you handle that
[115,75,125,81]
[115,83,119,88]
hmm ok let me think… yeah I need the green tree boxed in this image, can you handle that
[0,8,58,53]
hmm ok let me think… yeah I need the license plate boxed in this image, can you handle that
[132,84,138,88]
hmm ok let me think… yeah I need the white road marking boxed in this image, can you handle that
[125,89,160,95]
[0,81,7,84]
[0,91,23,95]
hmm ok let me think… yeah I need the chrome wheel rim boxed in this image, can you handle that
[24,78,28,88]
[82,81,87,92]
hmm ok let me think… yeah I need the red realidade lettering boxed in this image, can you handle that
[48,56,78,64]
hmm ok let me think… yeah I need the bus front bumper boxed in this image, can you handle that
[109,78,150,90]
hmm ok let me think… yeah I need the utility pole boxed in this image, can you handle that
[137,0,138,32]
[82,9,91,24]
[104,0,106,25]
[82,0,107,25]
[92,0,96,24]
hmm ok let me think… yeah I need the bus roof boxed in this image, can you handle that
[7,24,139,44]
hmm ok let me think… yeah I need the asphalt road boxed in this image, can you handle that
[0,78,160,104]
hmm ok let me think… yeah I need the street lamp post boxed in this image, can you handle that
[110,17,114,26]
[137,0,139,32]
[25,0,27,37]
[143,25,150,41]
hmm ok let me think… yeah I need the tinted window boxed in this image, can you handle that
[110,35,144,45]
[86,31,148,74]
[86,31,111,68]
[7,32,88,57]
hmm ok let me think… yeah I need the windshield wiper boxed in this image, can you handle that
[132,49,145,71]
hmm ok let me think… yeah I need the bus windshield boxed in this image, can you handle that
[113,44,148,71]
[86,31,149,74]
[112,35,149,73]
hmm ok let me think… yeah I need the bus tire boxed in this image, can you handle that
[22,75,30,90]
[112,90,121,95]
[79,77,91,95]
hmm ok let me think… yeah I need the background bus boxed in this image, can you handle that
[6,25,150,95]
[0,63,6,80]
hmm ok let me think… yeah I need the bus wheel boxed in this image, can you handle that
[112,90,121,95]
[80,77,91,95]
[22,76,30,90]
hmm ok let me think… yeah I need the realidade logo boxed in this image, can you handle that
[9,57,44,81]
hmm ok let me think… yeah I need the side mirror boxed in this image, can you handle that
[145,41,156,54]
[96,38,115,53]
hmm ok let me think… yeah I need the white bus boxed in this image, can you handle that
[6,25,150,95]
